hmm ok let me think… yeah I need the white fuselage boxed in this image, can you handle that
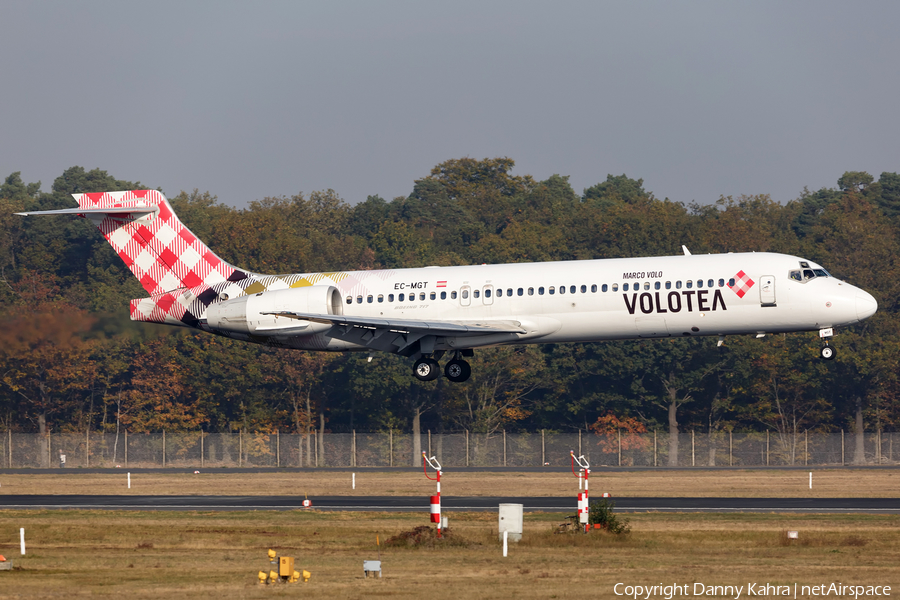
[207,251,877,352]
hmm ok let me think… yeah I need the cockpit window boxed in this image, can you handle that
[803,269,814,279]
[813,269,829,277]
[789,270,802,282]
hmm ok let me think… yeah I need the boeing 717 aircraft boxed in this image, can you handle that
[17,190,878,382]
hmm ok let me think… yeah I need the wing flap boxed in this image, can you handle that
[261,311,526,337]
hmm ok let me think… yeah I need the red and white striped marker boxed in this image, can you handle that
[302,498,312,508]
[423,452,443,538]
[571,451,591,532]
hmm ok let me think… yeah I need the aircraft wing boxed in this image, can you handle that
[262,310,526,355]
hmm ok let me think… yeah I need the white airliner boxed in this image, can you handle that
[18,190,878,382]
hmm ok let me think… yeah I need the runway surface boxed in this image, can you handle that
[0,495,898,513]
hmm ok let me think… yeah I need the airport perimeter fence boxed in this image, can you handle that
[0,430,897,469]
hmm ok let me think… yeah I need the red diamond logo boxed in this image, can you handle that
[728,270,755,298]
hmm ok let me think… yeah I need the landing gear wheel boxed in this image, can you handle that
[820,345,836,360]
[444,359,471,383]
[413,357,440,381]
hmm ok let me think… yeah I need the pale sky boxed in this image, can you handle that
[2,1,898,208]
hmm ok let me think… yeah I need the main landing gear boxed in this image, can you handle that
[412,351,472,383]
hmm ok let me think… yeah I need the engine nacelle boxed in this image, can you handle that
[205,285,343,336]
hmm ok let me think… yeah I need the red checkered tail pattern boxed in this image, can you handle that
[16,190,250,325]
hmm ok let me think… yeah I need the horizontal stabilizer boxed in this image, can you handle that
[15,206,157,217]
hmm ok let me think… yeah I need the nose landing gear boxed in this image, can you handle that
[819,327,836,361]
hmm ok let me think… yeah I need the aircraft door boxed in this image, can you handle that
[759,275,776,306]
[460,285,471,307]
[483,285,493,305]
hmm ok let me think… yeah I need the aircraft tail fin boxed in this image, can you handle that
[17,189,250,304]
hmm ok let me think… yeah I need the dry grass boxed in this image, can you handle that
[0,468,898,497]
[0,510,898,599]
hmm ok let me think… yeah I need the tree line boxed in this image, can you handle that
[0,160,898,466]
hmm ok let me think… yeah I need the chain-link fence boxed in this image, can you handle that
[0,430,896,469]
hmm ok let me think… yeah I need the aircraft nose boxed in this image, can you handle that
[856,290,878,321]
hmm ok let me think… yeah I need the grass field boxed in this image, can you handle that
[0,510,898,599]
[0,468,899,497]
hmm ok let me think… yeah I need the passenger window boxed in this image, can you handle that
[462,290,469,299]
[485,288,492,298]
[697,280,703,288]
[474,290,480,298]
[558,286,564,295]
[508,288,513,297]
[665,281,672,289]
[686,281,693,289]
[451,291,457,299]
[378,294,384,303]
[570,286,576,294]
[601,284,608,292]
[623,283,630,291]
[654,282,661,290]
[357,295,363,303]
[430,292,436,300]
[718,279,725,287]
[580,285,587,293]
[399,293,405,301]
[518,288,524,296]
[676,281,682,289]
[643,282,650,290]
[388,294,395,302]
[420,292,426,301]
[707,279,714,288]
[591,284,597,292]
[528,287,534,296]
[440,291,446,300]
[549,286,555,295]
[538,287,545,295]
[367,295,373,303]
[496,289,502,297]
[728,278,735,287]
[612,283,618,292]
[346,296,352,304]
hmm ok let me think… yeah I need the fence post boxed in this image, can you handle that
[389,430,393,467]
[877,428,882,464]
[351,430,356,467]
[277,430,280,468]
[47,432,51,468]
[618,428,622,466]
[805,430,808,466]
[125,430,128,468]
[578,429,582,457]
[8,430,11,468]
[653,430,657,467]
[428,430,432,457]
[314,430,318,467]
[466,430,470,467]
[691,430,695,467]
[729,431,733,466]
[86,429,90,468]
[239,431,242,468]
[766,431,769,466]
[162,430,166,467]
[841,429,844,466]
[540,429,544,466]
[503,430,507,467]
[200,430,204,468]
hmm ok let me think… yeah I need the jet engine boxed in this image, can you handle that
[205,285,343,336]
